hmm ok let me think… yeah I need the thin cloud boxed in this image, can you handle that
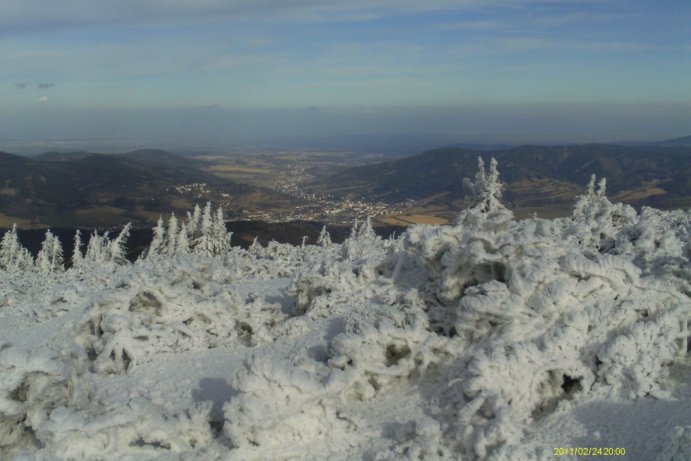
[0,0,573,34]
[14,82,28,89]
[38,83,55,89]
[38,96,49,101]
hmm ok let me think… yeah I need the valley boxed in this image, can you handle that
[1,141,690,231]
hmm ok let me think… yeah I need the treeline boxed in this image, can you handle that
[0,203,405,272]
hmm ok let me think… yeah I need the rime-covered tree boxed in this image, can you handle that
[573,174,608,221]
[463,157,504,212]
[109,223,132,264]
[187,203,202,240]
[0,224,20,270]
[350,217,359,239]
[72,230,84,268]
[248,236,261,255]
[194,202,215,256]
[148,216,166,256]
[176,222,190,254]
[15,246,34,271]
[569,174,636,251]
[85,231,105,264]
[317,226,332,247]
[50,229,64,271]
[0,224,34,272]
[36,229,64,274]
[357,215,376,241]
[166,214,178,255]
[341,215,380,260]
[213,207,231,254]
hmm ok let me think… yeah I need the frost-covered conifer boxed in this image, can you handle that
[0,224,20,270]
[109,223,131,264]
[36,230,64,274]
[188,203,202,239]
[350,217,359,239]
[15,246,34,271]
[573,174,610,220]
[317,226,332,247]
[570,174,636,251]
[72,230,84,268]
[248,236,262,256]
[463,157,504,212]
[357,215,376,241]
[194,203,215,256]
[166,214,178,255]
[148,216,166,256]
[213,207,231,255]
[85,231,106,264]
[0,224,34,272]
[176,222,190,254]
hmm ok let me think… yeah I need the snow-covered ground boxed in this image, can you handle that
[1,163,690,460]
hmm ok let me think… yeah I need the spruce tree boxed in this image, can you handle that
[317,226,332,247]
[109,223,131,264]
[194,202,215,256]
[166,213,178,255]
[36,230,64,273]
[213,206,231,255]
[176,222,191,254]
[149,216,166,256]
[463,157,504,212]
[0,224,19,270]
[72,230,84,268]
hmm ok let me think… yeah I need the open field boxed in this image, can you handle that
[380,214,449,226]
[0,213,34,228]
[611,181,667,202]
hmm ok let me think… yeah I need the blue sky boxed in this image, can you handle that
[1,0,689,150]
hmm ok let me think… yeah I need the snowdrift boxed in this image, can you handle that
[1,163,689,461]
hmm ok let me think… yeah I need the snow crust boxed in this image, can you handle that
[1,166,690,460]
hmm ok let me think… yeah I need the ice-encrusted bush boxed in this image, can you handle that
[32,398,218,460]
[372,417,449,461]
[0,341,90,454]
[327,300,441,401]
[568,174,637,251]
[73,261,249,374]
[223,354,352,450]
[335,174,686,458]
[386,215,688,457]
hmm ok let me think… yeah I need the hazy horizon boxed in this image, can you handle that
[1,0,689,152]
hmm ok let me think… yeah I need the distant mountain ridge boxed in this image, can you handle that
[315,143,691,212]
[0,149,247,227]
[651,135,691,147]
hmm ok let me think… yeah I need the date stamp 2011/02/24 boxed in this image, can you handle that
[554,447,627,457]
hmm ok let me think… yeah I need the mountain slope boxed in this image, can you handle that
[0,150,273,227]
[316,144,691,211]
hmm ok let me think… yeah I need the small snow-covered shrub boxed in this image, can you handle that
[33,398,218,460]
[327,300,440,401]
[223,354,352,450]
[0,341,89,454]
[74,262,246,374]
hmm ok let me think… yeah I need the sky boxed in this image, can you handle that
[1,0,689,152]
